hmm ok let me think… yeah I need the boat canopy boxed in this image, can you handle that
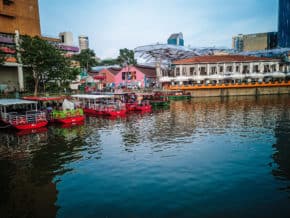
[0,99,37,106]
[22,96,64,101]
[71,94,113,99]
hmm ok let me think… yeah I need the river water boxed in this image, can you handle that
[0,95,290,218]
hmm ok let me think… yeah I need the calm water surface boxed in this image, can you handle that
[0,95,290,218]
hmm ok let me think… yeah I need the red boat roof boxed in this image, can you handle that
[22,96,64,101]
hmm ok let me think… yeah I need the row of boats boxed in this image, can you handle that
[0,91,190,131]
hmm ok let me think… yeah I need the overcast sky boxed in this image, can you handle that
[39,0,278,59]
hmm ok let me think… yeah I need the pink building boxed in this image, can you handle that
[114,65,157,88]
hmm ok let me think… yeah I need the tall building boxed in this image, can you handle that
[167,33,184,46]
[0,0,41,36]
[78,35,89,51]
[232,32,277,52]
[232,34,244,52]
[278,0,290,48]
[59,32,73,46]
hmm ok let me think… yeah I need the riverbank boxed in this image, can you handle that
[169,81,290,97]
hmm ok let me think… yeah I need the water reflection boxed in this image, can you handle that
[0,95,290,218]
[272,113,290,193]
[0,124,89,218]
[0,128,48,160]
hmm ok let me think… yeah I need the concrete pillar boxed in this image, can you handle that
[207,64,210,76]
[15,30,24,91]
[223,63,226,74]
[276,63,279,72]
[197,64,200,76]
[260,63,264,73]
[249,63,253,74]
[233,63,236,73]
[240,63,243,74]
[216,64,219,75]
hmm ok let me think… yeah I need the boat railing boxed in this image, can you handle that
[5,111,47,125]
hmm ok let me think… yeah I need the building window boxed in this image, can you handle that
[271,64,276,72]
[182,68,187,76]
[200,67,207,75]
[176,67,180,76]
[122,72,126,80]
[219,66,224,73]
[264,65,270,73]
[210,67,216,74]
[226,66,233,72]
[236,66,239,72]
[61,35,65,43]
[3,0,14,5]
[279,64,283,72]
[189,67,195,76]
[132,71,136,80]
[254,65,259,72]
[242,65,249,74]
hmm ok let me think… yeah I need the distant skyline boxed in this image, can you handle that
[39,0,278,59]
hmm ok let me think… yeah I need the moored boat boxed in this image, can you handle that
[147,91,170,107]
[114,92,152,112]
[22,96,85,124]
[71,94,127,117]
[0,99,48,130]
[166,90,191,100]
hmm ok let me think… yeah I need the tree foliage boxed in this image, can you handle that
[74,49,97,72]
[96,58,119,66]
[0,50,6,65]
[117,48,137,67]
[19,35,78,95]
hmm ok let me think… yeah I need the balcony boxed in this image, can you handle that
[0,36,14,44]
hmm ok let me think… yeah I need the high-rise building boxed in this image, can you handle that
[232,32,278,52]
[167,33,184,46]
[78,35,89,51]
[0,0,41,36]
[278,0,290,48]
[59,32,73,46]
[232,34,244,52]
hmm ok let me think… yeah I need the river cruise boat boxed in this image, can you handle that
[22,96,84,125]
[114,92,152,112]
[147,91,170,107]
[71,94,127,117]
[0,99,48,130]
[166,90,191,100]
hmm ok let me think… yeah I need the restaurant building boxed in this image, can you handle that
[159,55,289,86]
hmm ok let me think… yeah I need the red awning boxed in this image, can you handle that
[22,96,64,101]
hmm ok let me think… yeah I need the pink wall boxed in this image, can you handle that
[114,66,146,88]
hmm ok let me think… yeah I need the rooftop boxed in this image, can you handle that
[173,55,279,65]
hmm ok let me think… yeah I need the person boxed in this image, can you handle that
[137,95,143,105]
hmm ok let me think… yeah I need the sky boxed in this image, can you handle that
[38,0,278,59]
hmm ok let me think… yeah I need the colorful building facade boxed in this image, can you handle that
[114,65,156,88]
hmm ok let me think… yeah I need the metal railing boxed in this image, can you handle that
[1,111,47,125]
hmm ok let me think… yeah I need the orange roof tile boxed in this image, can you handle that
[173,55,280,65]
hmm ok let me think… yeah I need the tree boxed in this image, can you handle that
[0,50,6,65]
[117,48,137,67]
[74,49,97,73]
[96,58,119,66]
[19,35,76,96]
